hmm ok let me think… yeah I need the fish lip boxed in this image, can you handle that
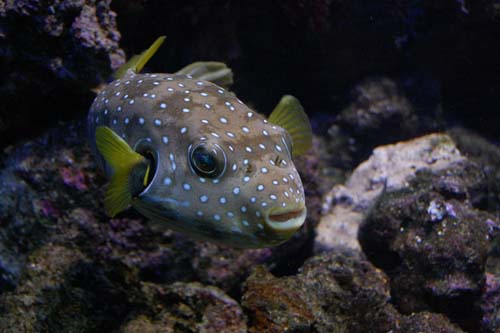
[265,206,307,232]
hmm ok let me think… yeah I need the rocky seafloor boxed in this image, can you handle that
[1,1,500,332]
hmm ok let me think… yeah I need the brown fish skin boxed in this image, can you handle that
[88,71,306,248]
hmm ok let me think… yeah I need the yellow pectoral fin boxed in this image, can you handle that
[268,95,312,156]
[113,36,166,79]
[95,126,146,217]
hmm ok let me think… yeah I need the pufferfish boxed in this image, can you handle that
[88,37,312,248]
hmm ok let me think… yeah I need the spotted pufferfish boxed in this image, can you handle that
[88,37,312,248]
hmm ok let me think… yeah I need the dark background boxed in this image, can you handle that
[1,0,499,147]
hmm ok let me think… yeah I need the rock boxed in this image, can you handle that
[0,0,124,146]
[336,77,419,146]
[358,159,499,332]
[315,133,465,252]
[242,250,400,333]
[0,244,132,332]
[480,272,500,333]
[122,282,247,333]
[448,127,500,213]
[395,312,466,333]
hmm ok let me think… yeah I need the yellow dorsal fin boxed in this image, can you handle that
[113,36,166,79]
[95,126,146,217]
[268,95,312,156]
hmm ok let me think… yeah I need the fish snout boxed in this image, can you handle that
[265,205,306,237]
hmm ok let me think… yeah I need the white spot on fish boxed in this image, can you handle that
[163,177,172,186]
[183,183,191,191]
[169,153,176,171]
[233,187,240,195]
[154,119,162,126]
[257,184,265,191]
[219,197,227,204]
[160,103,167,109]
[219,117,228,124]
[139,118,145,125]
[262,130,269,136]
[201,119,209,124]
[242,126,250,133]
[162,136,169,144]
[181,127,187,134]
[226,131,235,138]
[200,195,208,203]
[182,108,190,113]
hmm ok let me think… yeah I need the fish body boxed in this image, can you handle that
[88,38,311,248]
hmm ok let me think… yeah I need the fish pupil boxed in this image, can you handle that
[189,142,227,179]
[195,149,215,171]
[191,145,218,177]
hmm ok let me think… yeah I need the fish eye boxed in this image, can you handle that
[189,143,226,179]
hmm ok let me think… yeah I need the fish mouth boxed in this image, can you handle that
[265,206,307,234]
